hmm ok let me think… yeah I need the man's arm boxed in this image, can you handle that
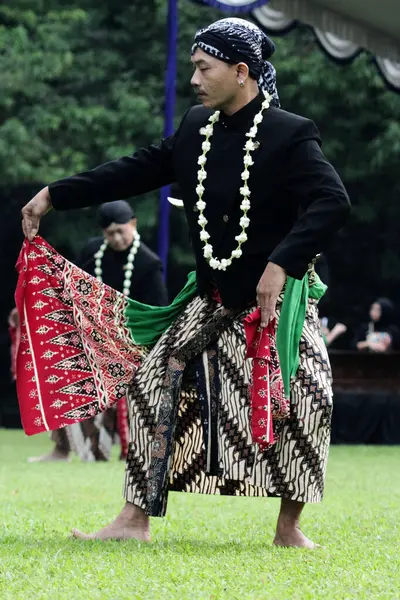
[49,136,176,212]
[21,109,192,240]
[268,120,351,279]
[21,137,175,240]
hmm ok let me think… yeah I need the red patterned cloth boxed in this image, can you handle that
[244,309,289,450]
[15,236,146,436]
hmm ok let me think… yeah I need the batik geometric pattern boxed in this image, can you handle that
[123,296,333,517]
[15,236,146,435]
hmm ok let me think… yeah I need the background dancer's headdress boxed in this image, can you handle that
[98,201,136,229]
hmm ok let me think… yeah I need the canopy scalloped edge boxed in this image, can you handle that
[252,2,400,91]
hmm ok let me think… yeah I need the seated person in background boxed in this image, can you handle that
[321,317,347,347]
[353,298,399,353]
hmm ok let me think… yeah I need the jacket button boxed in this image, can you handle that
[223,214,229,222]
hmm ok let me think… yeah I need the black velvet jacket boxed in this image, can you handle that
[49,94,350,309]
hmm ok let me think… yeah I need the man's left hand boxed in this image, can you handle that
[256,262,287,327]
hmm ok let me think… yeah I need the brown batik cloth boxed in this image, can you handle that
[51,407,117,461]
[123,294,332,517]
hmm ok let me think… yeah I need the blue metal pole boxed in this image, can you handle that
[158,0,178,279]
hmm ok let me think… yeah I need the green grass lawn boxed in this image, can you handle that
[0,430,399,600]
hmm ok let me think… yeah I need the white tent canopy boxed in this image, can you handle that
[204,0,400,89]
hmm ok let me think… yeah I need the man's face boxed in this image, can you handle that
[103,219,137,252]
[191,48,239,111]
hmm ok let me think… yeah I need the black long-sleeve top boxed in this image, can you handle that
[49,94,350,309]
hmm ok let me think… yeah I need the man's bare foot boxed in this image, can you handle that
[72,502,150,542]
[273,526,320,549]
[28,449,70,463]
[273,499,321,548]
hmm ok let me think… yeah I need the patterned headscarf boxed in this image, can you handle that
[192,18,280,107]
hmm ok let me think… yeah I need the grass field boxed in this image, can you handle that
[0,430,399,599]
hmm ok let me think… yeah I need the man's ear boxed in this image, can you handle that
[236,62,249,83]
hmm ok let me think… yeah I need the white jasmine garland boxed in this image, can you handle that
[94,233,141,297]
[231,248,242,259]
[198,214,208,227]
[247,126,258,138]
[196,184,205,196]
[196,91,271,271]
[245,140,256,152]
[235,232,248,244]
[209,258,219,269]
[198,170,207,182]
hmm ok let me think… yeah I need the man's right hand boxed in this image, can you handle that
[21,186,52,241]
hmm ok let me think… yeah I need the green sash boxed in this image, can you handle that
[124,270,326,397]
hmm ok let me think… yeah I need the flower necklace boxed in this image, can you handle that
[94,233,141,296]
[196,91,271,271]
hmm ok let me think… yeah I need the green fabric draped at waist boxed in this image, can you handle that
[124,270,326,398]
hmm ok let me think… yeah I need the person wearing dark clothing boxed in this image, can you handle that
[78,201,168,306]
[354,298,399,353]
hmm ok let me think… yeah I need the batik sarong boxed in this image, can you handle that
[124,293,333,516]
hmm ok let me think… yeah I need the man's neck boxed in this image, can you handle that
[222,86,260,117]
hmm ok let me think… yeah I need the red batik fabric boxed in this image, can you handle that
[15,236,146,436]
[243,310,289,450]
